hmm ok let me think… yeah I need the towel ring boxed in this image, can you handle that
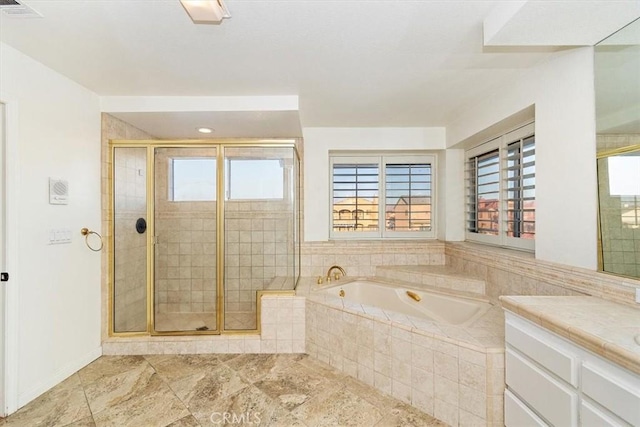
[81,228,103,252]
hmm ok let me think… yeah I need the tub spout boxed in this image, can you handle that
[406,291,421,302]
[326,265,346,281]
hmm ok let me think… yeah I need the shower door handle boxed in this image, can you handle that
[135,218,147,234]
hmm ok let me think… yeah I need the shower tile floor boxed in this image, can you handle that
[154,312,218,332]
[1,354,446,427]
[154,312,257,332]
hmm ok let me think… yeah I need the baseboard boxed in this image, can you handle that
[16,346,102,411]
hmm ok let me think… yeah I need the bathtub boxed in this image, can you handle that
[319,278,492,326]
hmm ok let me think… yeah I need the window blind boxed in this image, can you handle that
[332,163,379,232]
[385,164,432,232]
[466,149,500,235]
[505,136,535,239]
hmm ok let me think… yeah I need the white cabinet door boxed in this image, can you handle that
[581,363,640,426]
[505,389,548,427]
[580,400,627,427]
[506,320,577,386]
[506,349,578,427]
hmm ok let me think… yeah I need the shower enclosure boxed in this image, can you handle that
[110,140,300,335]
[597,147,640,278]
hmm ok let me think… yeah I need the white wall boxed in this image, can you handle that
[302,127,446,241]
[438,148,466,242]
[447,47,598,270]
[0,43,102,410]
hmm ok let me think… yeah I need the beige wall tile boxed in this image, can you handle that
[434,351,458,382]
[434,399,458,427]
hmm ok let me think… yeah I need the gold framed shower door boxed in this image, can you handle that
[108,139,300,337]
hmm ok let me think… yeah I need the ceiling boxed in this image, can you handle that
[1,0,639,138]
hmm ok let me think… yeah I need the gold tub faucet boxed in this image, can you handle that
[406,291,421,302]
[326,265,346,282]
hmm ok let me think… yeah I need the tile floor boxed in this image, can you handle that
[1,354,446,427]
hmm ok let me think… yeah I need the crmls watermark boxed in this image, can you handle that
[210,411,262,425]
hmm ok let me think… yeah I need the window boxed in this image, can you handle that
[506,136,535,239]
[226,159,284,200]
[607,154,640,229]
[467,149,500,236]
[170,158,217,201]
[330,154,435,238]
[466,123,535,250]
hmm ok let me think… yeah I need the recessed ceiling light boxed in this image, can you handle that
[197,127,213,134]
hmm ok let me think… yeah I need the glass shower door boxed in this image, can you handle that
[113,147,148,333]
[153,147,218,332]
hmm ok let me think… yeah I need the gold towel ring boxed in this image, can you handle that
[81,228,103,252]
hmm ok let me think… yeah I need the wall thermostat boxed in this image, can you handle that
[49,178,69,205]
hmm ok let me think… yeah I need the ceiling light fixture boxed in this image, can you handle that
[180,0,230,24]
[197,127,213,134]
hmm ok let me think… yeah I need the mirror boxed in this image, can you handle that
[596,17,640,278]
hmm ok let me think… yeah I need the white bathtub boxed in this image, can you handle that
[319,279,492,326]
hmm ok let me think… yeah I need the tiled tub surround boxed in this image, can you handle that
[500,295,640,375]
[300,240,445,278]
[103,296,306,355]
[375,265,487,296]
[446,242,640,306]
[300,278,506,427]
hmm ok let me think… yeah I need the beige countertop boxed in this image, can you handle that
[499,295,640,375]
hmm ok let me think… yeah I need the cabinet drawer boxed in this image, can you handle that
[580,400,626,427]
[506,348,578,427]
[505,389,548,427]
[581,363,640,426]
[506,318,577,386]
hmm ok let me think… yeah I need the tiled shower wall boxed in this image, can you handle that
[597,134,640,152]
[101,114,156,337]
[225,209,294,312]
[597,156,640,278]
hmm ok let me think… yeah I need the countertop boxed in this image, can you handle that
[499,295,640,375]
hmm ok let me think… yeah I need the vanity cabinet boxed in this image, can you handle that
[504,312,640,427]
